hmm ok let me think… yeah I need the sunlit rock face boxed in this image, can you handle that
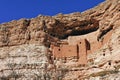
[0,0,120,79]
[0,16,99,47]
[0,44,50,79]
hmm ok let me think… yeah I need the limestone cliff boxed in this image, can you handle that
[0,0,120,80]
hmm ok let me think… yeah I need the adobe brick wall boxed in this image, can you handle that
[77,39,87,64]
[52,45,78,58]
[51,39,88,64]
[67,30,107,54]
[51,29,112,65]
[90,41,102,54]
[52,47,62,58]
[61,45,78,57]
[68,36,81,45]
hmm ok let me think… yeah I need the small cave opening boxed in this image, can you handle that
[103,53,105,56]
[58,48,60,51]
[108,61,111,66]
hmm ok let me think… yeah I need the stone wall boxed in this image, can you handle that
[51,39,88,65]
[52,45,78,58]
[78,39,88,64]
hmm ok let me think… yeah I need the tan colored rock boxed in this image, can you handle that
[0,0,120,79]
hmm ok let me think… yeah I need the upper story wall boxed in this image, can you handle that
[67,29,113,54]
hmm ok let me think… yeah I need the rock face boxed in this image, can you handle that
[0,16,99,47]
[0,0,120,79]
[0,44,49,79]
[0,19,57,47]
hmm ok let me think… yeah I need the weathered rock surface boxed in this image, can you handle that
[0,0,120,79]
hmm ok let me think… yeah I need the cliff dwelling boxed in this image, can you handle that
[50,38,88,65]
[0,0,120,79]
[50,28,113,65]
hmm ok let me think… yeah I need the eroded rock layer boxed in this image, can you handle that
[0,0,120,80]
[0,16,99,47]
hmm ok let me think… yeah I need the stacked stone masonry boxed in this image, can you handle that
[50,29,113,65]
[51,39,89,64]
